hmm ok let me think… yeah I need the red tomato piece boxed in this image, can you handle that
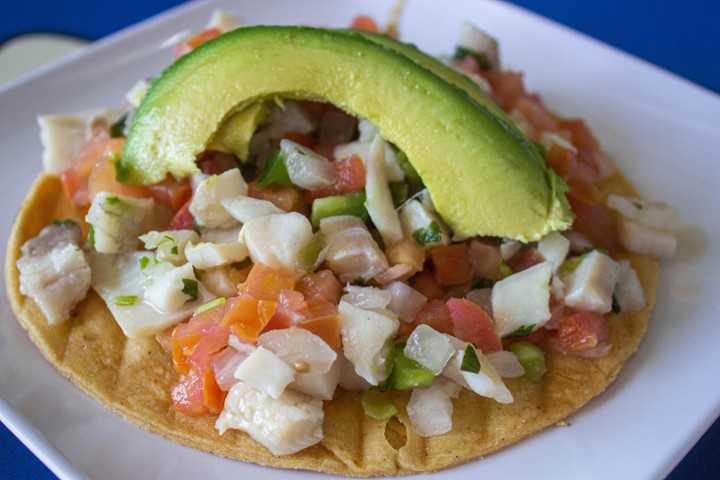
[414,299,454,335]
[168,197,195,231]
[60,122,110,207]
[247,181,303,212]
[171,367,206,416]
[513,96,556,138]
[265,288,309,331]
[350,15,380,32]
[557,311,608,353]
[297,314,342,349]
[430,244,473,286]
[220,295,277,342]
[446,298,502,352]
[202,368,227,415]
[507,247,545,273]
[305,154,366,201]
[546,141,578,179]
[557,118,599,152]
[297,269,342,304]
[483,70,526,112]
[150,178,192,213]
[241,263,296,301]
[174,27,221,58]
[283,131,317,149]
[87,138,153,202]
[409,270,445,300]
[468,239,502,281]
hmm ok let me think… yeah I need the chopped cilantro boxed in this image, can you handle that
[181,278,198,301]
[612,294,622,314]
[632,201,644,209]
[114,295,137,306]
[453,46,492,70]
[87,224,95,247]
[389,182,408,207]
[171,245,179,255]
[470,277,494,290]
[139,256,151,270]
[412,221,442,245]
[105,196,121,205]
[51,219,76,227]
[505,324,536,338]
[256,149,292,188]
[194,297,227,315]
[109,112,128,138]
[460,344,481,374]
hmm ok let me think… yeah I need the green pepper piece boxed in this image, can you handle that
[361,392,397,420]
[386,344,435,390]
[256,149,292,188]
[310,191,369,227]
[507,341,547,384]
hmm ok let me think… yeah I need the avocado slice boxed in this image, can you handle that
[121,26,571,241]
[206,101,270,162]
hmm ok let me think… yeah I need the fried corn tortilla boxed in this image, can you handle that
[5,171,658,476]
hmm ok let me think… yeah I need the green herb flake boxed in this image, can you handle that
[611,293,622,314]
[182,278,199,301]
[389,182,408,207]
[632,201,644,209]
[171,245,179,255]
[194,297,227,315]
[139,256,151,270]
[51,219,76,227]
[87,224,95,247]
[453,46,492,70]
[105,196,121,205]
[460,344,481,374]
[470,277,494,290]
[505,324,536,339]
[114,295,137,306]
[412,221,442,246]
[109,112,128,138]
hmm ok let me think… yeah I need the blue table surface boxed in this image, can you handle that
[1,1,718,479]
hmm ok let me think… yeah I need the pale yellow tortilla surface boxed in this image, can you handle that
[5,172,658,476]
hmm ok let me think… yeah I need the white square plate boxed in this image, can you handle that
[1,1,719,479]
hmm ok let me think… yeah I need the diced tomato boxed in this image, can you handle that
[60,122,110,207]
[202,368,226,414]
[283,131,317,149]
[350,15,380,32]
[430,244,473,286]
[220,295,277,342]
[265,288,309,331]
[507,247,544,273]
[168,197,195,230]
[503,326,554,348]
[87,138,153,202]
[413,299,454,335]
[483,70,526,112]
[305,154,366,201]
[409,270,445,300]
[241,263,296,301]
[567,189,619,252]
[298,314,342,349]
[171,367,206,416]
[305,298,339,319]
[247,181,303,212]
[556,118,599,152]
[174,27,221,58]
[467,239,502,281]
[513,96,555,138]
[446,298,502,352]
[187,326,230,368]
[457,55,483,75]
[297,269,341,304]
[557,311,608,353]
[546,141,578,179]
[150,178,192,213]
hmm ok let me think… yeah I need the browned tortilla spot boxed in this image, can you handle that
[4,172,658,476]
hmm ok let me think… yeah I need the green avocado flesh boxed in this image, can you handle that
[121,25,572,241]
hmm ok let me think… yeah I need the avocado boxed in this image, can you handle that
[206,101,270,162]
[121,26,571,241]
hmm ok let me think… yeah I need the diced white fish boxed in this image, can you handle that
[143,262,201,313]
[320,216,389,283]
[606,194,678,257]
[240,212,314,279]
[17,223,91,325]
[491,261,552,337]
[222,195,285,222]
[216,381,323,456]
[280,139,336,190]
[184,241,249,269]
[341,285,392,310]
[190,169,247,228]
[614,260,646,314]
[258,328,337,374]
[87,251,212,338]
[86,192,150,254]
[538,231,570,273]
[38,108,123,174]
[399,199,450,247]
[407,381,454,437]
[234,346,295,399]
[139,229,199,265]
[562,250,619,314]
[198,266,240,298]
[338,300,398,386]
[289,355,343,400]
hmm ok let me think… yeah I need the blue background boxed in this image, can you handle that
[1,1,718,479]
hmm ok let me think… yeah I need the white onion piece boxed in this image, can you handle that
[404,325,454,375]
[337,355,372,391]
[385,281,427,322]
[407,383,454,437]
[290,355,343,400]
[222,195,285,221]
[486,350,524,378]
[614,260,646,313]
[280,139,336,190]
[234,346,295,399]
[212,347,249,391]
[465,288,493,317]
[258,328,337,374]
[341,285,392,310]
